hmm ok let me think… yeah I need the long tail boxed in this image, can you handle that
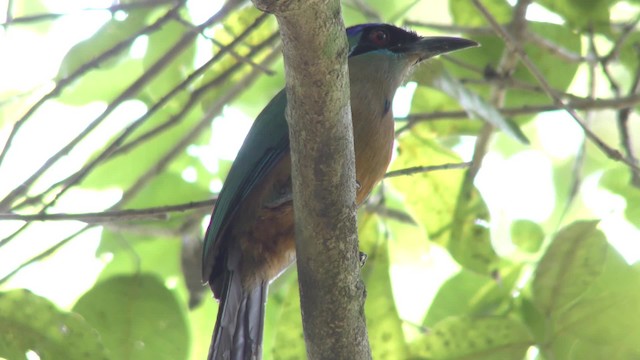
[208,271,267,360]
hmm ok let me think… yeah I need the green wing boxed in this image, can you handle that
[202,89,289,280]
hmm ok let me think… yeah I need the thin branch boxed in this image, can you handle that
[0,160,469,223]
[396,93,640,134]
[384,162,471,178]
[472,0,640,172]
[618,48,640,187]
[0,199,215,223]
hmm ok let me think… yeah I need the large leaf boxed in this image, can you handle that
[599,166,640,228]
[535,0,613,30]
[431,70,529,143]
[96,229,182,282]
[80,105,205,191]
[360,215,409,358]
[450,0,513,27]
[0,289,108,360]
[532,220,640,358]
[410,316,533,359]
[268,279,306,360]
[533,220,608,315]
[140,16,196,105]
[57,12,150,105]
[73,274,189,360]
[424,265,523,326]
[389,136,499,274]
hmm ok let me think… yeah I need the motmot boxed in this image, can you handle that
[202,23,477,360]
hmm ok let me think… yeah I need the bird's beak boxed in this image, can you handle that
[395,36,479,63]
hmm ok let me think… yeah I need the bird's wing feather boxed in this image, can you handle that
[202,89,289,281]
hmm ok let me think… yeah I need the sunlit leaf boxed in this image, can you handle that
[599,166,640,228]
[410,316,533,359]
[424,265,522,326]
[430,69,529,143]
[58,12,148,78]
[268,279,306,359]
[389,136,499,274]
[96,230,182,282]
[533,227,640,358]
[140,16,196,105]
[533,220,608,315]
[73,274,189,360]
[511,219,544,253]
[450,0,513,26]
[360,215,409,358]
[536,0,613,30]
[0,289,108,360]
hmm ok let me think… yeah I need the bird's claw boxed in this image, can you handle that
[358,251,368,267]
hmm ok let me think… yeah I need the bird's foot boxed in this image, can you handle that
[358,251,368,267]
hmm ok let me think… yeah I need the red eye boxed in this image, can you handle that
[369,29,389,46]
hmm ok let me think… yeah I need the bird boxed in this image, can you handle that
[202,23,477,360]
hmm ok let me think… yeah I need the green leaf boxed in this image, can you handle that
[96,229,182,282]
[450,0,513,27]
[426,68,529,143]
[599,166,640,228]
[360,215,409,358]
[58,56,145,105]
[0,289,108,360]
[511,219,544,253]
[125,171,211,208]
[536,0,613,30]
[533,220,608,315]
[197,6,278,112]
[534,231,640,358]
[140,17,196,105]
[424,265,523,326]
[81,104,205,191]
[410,316,533,359]
[268,279,306,360]
[389,136,499,274]
[73,274,189,360]
[58,12,148,78]
[56,11,150,105]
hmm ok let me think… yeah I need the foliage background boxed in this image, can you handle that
[1,0,640,359]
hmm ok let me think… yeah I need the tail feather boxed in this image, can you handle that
[208,271,267,360]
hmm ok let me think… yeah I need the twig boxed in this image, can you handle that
[472,0,640,172]
[384,162,471,178]
[396,93,640,134]
[364,204,416,225]
[618,50,640,187]
[0,199,215,223]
